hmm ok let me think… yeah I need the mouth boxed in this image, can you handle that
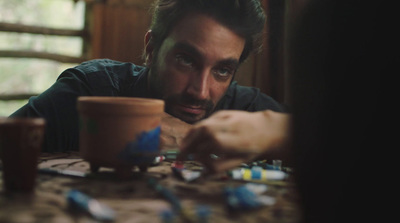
[163,94,215,123]
[176,103,205,115]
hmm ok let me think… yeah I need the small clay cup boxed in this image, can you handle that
[77,97,164,176]
[0,117,46,192]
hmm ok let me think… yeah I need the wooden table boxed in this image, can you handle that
[0,152,300,223]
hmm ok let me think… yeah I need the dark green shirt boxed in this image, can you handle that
[10,59,283,152]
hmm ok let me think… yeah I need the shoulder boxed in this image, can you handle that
[71,59,145,76]
[56,59,147,96]
[57,59,146,85]
[216,81,283,112]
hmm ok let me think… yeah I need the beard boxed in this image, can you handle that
[163,93,215,124]
[148,59,215,124]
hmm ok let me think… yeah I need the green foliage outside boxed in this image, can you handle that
[0,0,85,116]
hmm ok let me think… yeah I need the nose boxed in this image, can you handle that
[186,69,210,100]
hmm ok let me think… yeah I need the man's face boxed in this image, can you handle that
[147,13,245,124]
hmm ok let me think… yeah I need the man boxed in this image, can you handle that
[10,0,283,152]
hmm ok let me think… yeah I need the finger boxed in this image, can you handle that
[180,125,215,152]
[213,157,246,173]
[212,131,265,155]
[202,156,247,174]
[180,129,262,161]
[180,140,248,173]
[177,127,211,160]
[179,136,221,162]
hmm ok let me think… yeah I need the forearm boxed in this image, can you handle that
[256,110,292,165]
[178,110,292,172]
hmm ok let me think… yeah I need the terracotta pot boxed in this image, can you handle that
[77,97,164,176]
[0,118,46,192]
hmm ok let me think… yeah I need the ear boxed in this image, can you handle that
[144,30,154,66]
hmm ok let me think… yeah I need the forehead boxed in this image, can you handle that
[165,13,245,61]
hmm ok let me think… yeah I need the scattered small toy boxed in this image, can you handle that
[171,161,202,182]
[160,209,175,223]
[159,205,211,223]
[224,183,276,211]
[229,166,287,182]
[66,189,116,221]
[196,205,211,223]
[152,155,166,165]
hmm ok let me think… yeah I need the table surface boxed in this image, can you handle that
[0,152,300,223]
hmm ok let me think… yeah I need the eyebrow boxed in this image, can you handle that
[172,42,240,69]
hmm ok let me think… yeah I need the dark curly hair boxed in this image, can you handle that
[147,0,266,63]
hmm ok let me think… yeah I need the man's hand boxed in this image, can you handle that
[160,112,192,150]
[177,110,290,173]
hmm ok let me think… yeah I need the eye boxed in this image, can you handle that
[175,54,194,67]
[213,67,234,80]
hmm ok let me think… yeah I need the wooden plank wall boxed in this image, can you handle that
[88,0,152,64]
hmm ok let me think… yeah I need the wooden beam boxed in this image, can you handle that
[0,50,86,63]
[80,0,153,8]
[0,93,38,101]
[0,22,88,37]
